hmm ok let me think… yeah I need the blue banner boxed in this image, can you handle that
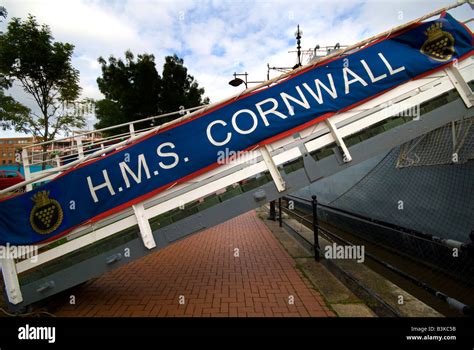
[0,13,472,245]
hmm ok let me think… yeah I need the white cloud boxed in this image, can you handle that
[4,0,141,49]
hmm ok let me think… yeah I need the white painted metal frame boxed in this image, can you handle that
[129,123,136,137]
[21,149,33,192]
[75,137,85,160]
[445,65,474,108]
[132,203,157,249]
[260,145,286,192]
[325,118,352,162]
[4,57,473,305]
[0,250,23,304]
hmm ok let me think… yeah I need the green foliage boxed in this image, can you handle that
[159,55,210,123]
[0,6,5,14]
[0,15,85,146]
[96,50,161,134]
[0,6,31,130]
[94,99,125,132]
[0,90,30,131]
[95,52,209,135]
[0,6,6,23]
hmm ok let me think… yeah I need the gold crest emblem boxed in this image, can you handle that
[29,191,63,235]
[420,22,455,62]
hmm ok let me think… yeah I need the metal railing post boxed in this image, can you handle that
[75,137,84,159]
[278,197,282,227]
[268,200,276,221]
[21,149,33,192]
[312,195,320,261]
[55,154,61,167]
[1,248,23,304]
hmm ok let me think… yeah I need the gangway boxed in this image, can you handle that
[1,1,473,311]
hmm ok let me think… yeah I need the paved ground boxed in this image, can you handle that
[49,211,334,317]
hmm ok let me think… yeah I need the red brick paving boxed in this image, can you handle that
[51,211,334,317]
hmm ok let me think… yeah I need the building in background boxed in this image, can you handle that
[0,137,35,166]
[0,131,103,170]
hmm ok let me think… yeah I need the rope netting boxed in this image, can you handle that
[330,119,474,243]
[397,118,474,168]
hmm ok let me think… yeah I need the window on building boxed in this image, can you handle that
[8,160,12,164]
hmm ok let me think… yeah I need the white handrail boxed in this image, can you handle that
[22,105,205,149]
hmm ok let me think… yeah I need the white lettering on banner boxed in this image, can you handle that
[119,154,151,188]
[206,51,405,147]
[87,169,116,203]
[360,59,387,83]
[231,109,258,135]
[206,120,231,146]
[84,51,407,204]
[87,143,181,203]
[379,52,406,75]
[157,142,179,169]
[343,67,368,94]
[280,86,311,116]
[255,98,287,126]
[302,73,338,104]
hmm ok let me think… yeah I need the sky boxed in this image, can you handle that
[1,0,472,137]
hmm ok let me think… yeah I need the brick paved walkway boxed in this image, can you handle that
[50,211,334,317]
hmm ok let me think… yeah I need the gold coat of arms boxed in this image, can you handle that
[420,22,455,62]
[29,191,63,235]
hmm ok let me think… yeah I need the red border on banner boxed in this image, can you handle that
[2,16,473,244]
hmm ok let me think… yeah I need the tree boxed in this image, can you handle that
[0,6,6,24]
[159,55,210,124]
[0,90,30,131]
[0,7,31,132]
[95,52,209,135]
[96,51,161,135]
[0,15,85,168]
